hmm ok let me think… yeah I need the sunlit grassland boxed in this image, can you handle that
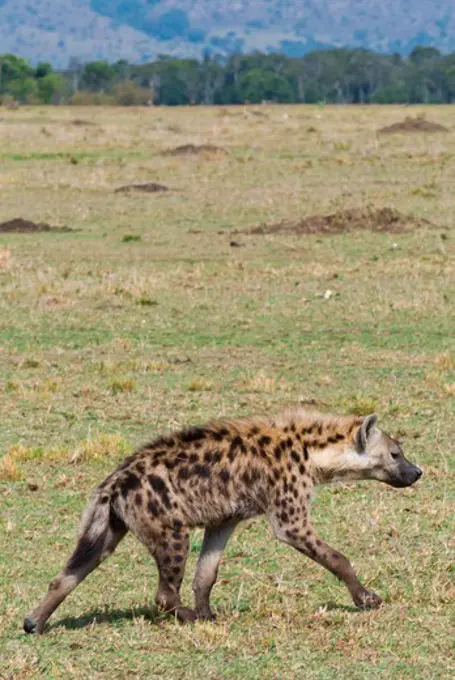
[0,104,454,678]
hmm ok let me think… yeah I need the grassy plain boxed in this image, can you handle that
[0,104,454,678]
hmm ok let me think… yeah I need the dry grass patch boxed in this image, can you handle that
[0,246,11,269]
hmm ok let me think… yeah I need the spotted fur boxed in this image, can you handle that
[24,408,422,634]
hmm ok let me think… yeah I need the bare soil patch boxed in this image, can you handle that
[379,117,449,134]
[0,218,74,233]
[238,207,434,237]
[115,183,171,194]
[160,144,227,157]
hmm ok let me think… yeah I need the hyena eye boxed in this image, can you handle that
[391,452,400,459]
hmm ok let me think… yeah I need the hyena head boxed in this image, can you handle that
[354,414,423,488]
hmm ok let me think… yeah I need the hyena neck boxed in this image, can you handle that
[273,409,364,485]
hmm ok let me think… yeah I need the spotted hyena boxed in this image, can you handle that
[24,409,422,634]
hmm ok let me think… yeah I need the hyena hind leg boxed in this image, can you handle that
[137,523,195,624]
[24,504,127,635]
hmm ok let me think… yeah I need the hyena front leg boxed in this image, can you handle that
[192,519,238,621]
[269,512,383,610]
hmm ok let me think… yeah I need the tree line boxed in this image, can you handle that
[2,46,455,106]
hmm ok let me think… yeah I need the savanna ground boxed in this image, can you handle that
[0,104,454,679]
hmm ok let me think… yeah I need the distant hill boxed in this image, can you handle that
[1,0,455,67]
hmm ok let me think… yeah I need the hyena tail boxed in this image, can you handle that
[23,491,127,635]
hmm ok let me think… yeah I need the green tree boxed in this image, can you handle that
[0,54,34,94]
[37,73,66,103]
[80,61,115,92]
[237,69,293,103]
[7,77,38,102]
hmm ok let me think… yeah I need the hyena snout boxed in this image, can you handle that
[388,461,423,488]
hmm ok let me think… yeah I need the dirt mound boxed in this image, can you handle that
[379,117,449,134]
[0,218,73,233]
[71,119,96,126]
[161,144,227,157]
[115,183,170,194]
[241,207,433,237]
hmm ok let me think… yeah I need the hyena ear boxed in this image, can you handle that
[355,414,378,453]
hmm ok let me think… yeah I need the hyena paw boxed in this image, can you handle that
[196,608,217,622]
[175,607,198,624]
[354,588,383,610]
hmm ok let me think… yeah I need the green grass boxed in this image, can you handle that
[0,104,454,679]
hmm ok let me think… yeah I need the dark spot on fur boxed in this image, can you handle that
[273,468,280,481]
[173,520,183,530]
[303,445,309,461]
[219,468,230,484]
[212,427,229,441]
[193,464,210,479]
[291,450,300,464]
[189,453,198,464]
[174,542,183,551]
[212,451,222,464]
[259,435,271,447]
[172,567,181,575]
[148,474,171,508]
[148,500,159,517]
[178,466,190,481]
[175,555,184,564]
[299,463,306,475]
[120,472,141,499]
[136,462,145,474]
[135,493,143,507]
[281,512,289,523]
[274,445,282,461]
[180,427,207,444]
[204,451,213,464]
[249,426,260,437]
[332,552,340,560]
[175,451,189,463]
[228,436,246,462]
[149,474,166,494]
[172,530,181,540]
[148,436,174,449]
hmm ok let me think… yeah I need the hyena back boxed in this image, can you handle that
[24,409,422,634]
